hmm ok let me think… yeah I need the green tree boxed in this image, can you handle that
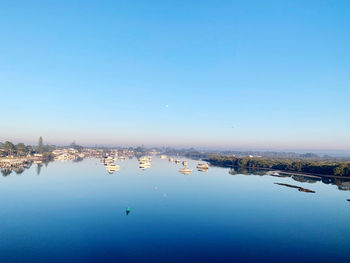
[334,163,347,176]
[70,141,83,151]
[26,145,34,155]
[3,141,15,156]
[16,143,26,156]
[38,136,44,153]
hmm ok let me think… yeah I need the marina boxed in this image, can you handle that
[2,1,349,262]
[1,157,350,262]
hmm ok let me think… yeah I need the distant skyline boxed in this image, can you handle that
[1,1,349,152]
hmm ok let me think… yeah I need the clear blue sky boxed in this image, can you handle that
[0,0,349,151]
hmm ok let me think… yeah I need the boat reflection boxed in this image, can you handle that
[179,168,193,175]
[3,158,350,194]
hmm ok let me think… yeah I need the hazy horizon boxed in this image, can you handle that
[1,1,349,152]
[2,136,350,157]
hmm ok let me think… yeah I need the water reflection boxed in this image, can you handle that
[14,167,25,175]
[1,168,12,176]
[274,183,315,193]
[1,166,31,176]
[291,174,318,183]
[2,158,350,194]
[0,157,349,262]
[73,156,84,163]
[228,167,350,191]
[37,163,43,175]
[228,167,266,176]
[0,161,48,177]
[337,181,350,191]
[178,169,193,175]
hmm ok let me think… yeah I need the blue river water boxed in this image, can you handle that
[0,157,349,262]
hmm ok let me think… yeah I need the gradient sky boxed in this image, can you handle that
[0,0,349,151]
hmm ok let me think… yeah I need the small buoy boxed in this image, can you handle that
[126,207,130,215]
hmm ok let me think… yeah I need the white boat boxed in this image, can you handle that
[179,168,192,174]
[160,155,167,159]
[102,157,114,165]
[182,161,188,166]
[197,163,209,169]
[169,158,174,162]
[139,160,151,164]
[106,164,120,171]
[139,162,151,170]
[175,159,181,164]
[139,156,152,162]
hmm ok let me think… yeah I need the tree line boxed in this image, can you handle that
[0,136,53,157]
[205,155,350,177]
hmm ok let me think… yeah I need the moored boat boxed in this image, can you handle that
[139,156,152,162]
[197,163,209,169]
[106,164,120,171]
[139,162,151,170]
[179,168,192,174]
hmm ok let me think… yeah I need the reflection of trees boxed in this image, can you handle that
[225,167,350,192]
[235,167,266,176]
[1,169,12,176]
[292,175,307,182]
[228,168,236,175]
[0,161,51,177]
[335,180,350,191]
[237,168,249,175]
[37,164,43,175]
[291,175,318,184]
[73,157,84,163]
[24,162,33,169]
[14,167,25,175]
[321,178,333,184]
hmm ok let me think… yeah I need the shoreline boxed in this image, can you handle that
[209,164,350,180]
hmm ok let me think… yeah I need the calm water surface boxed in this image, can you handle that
[0,157,349,262]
